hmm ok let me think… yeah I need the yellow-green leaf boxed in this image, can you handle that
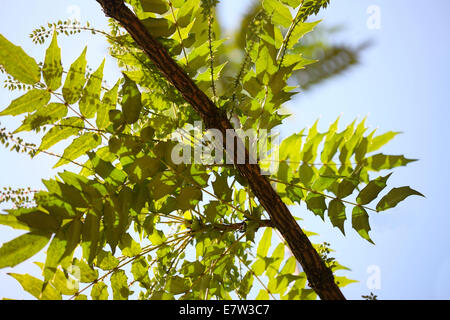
[97,80,120,129]
[91,281,108,300]
[0,34,40,85]
[39,117,84,152]
[8,273,62,300]
[111,270,130,300]
[79,59,105,118]
[0,231,51,269]
[43,31,63,90]
[257,228,272,258]
[62,47,87,104]
[0,89,50,116]
[263,0,293,28]
[121,74,142,124]
[14,103,68,133]
[54,133,101,168]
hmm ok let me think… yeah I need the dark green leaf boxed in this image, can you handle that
[357,174,391,205]
[352,206,373,243]
[328,199,346,234]
[139,0,169,14]
[376,187,424,212]
[305,192,326,219]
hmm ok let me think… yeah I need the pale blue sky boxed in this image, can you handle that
[0,0,449,300]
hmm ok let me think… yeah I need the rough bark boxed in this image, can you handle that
[96,0,345,300]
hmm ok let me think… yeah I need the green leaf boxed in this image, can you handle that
[54,133,101,168]
[305,192,326,219]
[336,178,358,199]
[73,258,99,283]
[111,270,130,300]
[0,34,40,84]
[79,59,105,118]
[357,174,391,205]
[139,0,169,14]
[10,207,60,233]
[176,0,199,27]
[167,276,190,295]
[121,74,142,124]
[176,186,202,210]
[119,233,142,258]
[0,231,51,269]
[368,131,400,153]
[255,289,269,300]
[141,17,176,38]
[376,187,424,212]
[289,20,322,47]
[43,219,82,281]
[97,250,119,271]
[81,212,101,264]
[257,228,272,257]
[251,259,265,276]
[97,80,120,129]
[298,164,315,187]
[8,273,61,300]
[39,117,84,151]
[286,185,304,204]
[352,206,373,243]
[44,231,69,282]
[0,89,50,116]
[91,281,109,300]
[335,276,358,288]
[62,47,87,104]
[328,199,346,234]
[14,103,67,133]
[365,154,417,171]
[50,269,78,296]
[43,31,63,90]
[212,174,232,202]
[131,256,151,289]
[0,214,31,231]
[263,0,293,28]
[87,152,127,185]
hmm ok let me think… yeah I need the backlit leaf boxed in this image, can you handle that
[54,133,101,168]
[8,273,61,300]
[0,89,50,116]
[62,47,87,104]
[43,31,63,90]
[0,34,40,84]
[0,231,51,269]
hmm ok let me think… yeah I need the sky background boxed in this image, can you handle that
[1,0,449,300]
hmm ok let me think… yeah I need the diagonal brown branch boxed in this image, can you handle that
[95,0,345,300]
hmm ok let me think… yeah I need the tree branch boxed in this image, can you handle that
[95,0,345,300]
